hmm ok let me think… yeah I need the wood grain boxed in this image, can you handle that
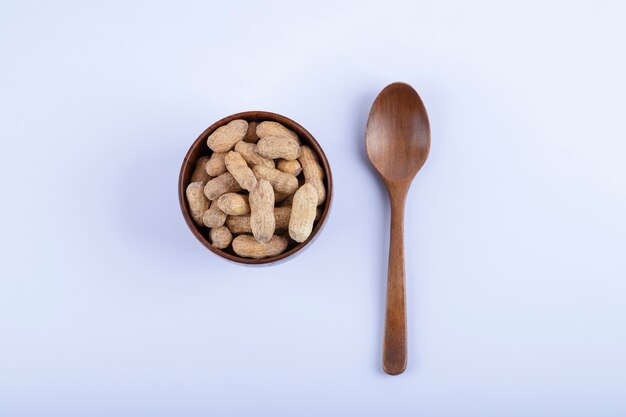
[366,82,430,375]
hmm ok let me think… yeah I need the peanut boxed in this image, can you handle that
[185,182,209,225]
[209,226,232,249]
[232,234,288,259]
[204,172,242,200]
[224,151,257,191]
[225,207,291,234]
[274,206,292,230]
[234,141,275,168]
[205,152,227,176]
[289,183,318,242]
[217,193,250,216]
[256,136,300,160]
[207,119,248,152]
[298,145,326,205]
[252,165,298,195]
[191,156,211,183]
[202,200,227,228]
[277,159,302,176]
[256,121,299,142]
[225,215,252,234]
[249,179,275,243]
[243,121,259,143]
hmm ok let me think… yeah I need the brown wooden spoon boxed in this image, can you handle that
[366,82,431,375]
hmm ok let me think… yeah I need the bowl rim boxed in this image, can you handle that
[178,110,333,265]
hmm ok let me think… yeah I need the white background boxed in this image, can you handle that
[1,1,625,416]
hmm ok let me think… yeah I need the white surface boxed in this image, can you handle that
[1,1,625,416]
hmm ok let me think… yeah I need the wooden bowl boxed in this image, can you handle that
[178,111,333,265]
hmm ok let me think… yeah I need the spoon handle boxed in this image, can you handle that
[383,184,408,375]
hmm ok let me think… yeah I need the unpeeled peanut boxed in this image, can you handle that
[210,226,232,249]
[232,234,288,259]
[207,119,248,152]
[217,193,250,216]
[289,183,318,242]
[203,200,227,228]
[298,145,326,205]
[224,151,257,191]
[234,141,275,168]
[205,152,227,176]
[249,179,275,243]
[186,182,209,225]
[225,207,291,234]
[252,165,298,195]
[277,159,302,176]
[225,215,251,234]
[191,156,211,183]
[274,206,292,230]
[204,172,242,200]
[256,136,300,160]
[256,121,298,142]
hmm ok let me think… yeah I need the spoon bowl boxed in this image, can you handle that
[365,82,430,375]
[366,82,430,182]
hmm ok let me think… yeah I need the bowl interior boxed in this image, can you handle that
[178,111,333,265]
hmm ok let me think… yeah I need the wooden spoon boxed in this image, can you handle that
[366,82,430,375]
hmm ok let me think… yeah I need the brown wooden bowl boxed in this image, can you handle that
[178,111,333,265]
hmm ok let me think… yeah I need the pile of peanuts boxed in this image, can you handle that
[185,119,326,259]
